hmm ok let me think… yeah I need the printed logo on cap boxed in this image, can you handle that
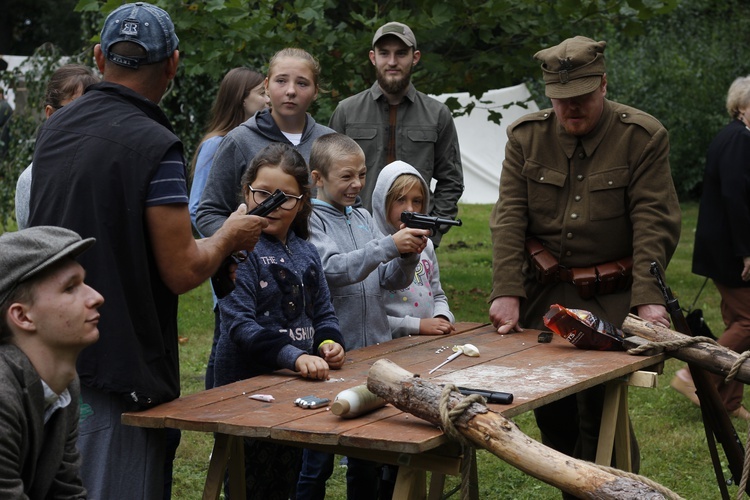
[121,19,140,37]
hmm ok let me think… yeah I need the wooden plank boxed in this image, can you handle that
[270,404,403,446]
[339,412,446,453]
[122,372,308,427]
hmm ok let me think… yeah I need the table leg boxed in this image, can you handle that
[425,446,478,500]
[393,467,427,499]
[202,434,246,500]
[595,380,632,472]
[427,472,445,500]
[203,434,230,500]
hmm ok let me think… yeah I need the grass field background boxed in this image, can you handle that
[170,201,743,499]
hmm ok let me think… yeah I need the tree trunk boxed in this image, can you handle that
[367,359,678,500]
[622,314,750,384]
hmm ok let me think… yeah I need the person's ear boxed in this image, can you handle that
[6,303,35,334]
[311,170,323,186]
[44,105,56,119]
[165,50,179,81]
[412,50,421,66]
[369,50,376,66]
[94,44,106,73]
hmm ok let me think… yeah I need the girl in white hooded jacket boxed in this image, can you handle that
[372,160,456,337]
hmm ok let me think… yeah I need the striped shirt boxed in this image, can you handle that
[146,145,189,206]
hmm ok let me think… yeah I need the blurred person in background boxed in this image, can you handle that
[15,64,99,229]
[187,66,268,390]
[672,75,750,420]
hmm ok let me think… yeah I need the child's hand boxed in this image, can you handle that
[319,342,345,370]
[392,227,430,255]
[419,317,455,335]
[295,354,330,380]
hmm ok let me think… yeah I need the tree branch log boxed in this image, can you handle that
[367,358,679,500]
[622,314,750,384]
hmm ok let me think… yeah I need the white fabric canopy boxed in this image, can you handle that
[431,84,539,204]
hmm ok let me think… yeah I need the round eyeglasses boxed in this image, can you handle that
[248,185,303,210]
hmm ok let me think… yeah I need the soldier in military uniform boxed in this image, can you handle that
[488,36,681,481]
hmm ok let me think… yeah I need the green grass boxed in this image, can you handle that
[172,201,743,499]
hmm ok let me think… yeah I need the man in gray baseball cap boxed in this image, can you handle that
[329,21,463,249]
[0,226,103,498]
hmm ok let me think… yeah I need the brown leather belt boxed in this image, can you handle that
[525,237,632,299]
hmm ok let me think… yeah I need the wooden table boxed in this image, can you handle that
[123,322,663,499]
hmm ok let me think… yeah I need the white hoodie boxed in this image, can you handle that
[371,161,455,337]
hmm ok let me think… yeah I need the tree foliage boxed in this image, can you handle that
[603,0,750,198]
[0,0,684,228]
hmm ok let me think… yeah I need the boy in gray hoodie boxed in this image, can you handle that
[296,133,429,500]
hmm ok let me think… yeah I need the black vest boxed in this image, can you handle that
[29,82,183,407]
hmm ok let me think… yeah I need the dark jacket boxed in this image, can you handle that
[693,119,750,287]
[0,344,86,499]
[28,82,182,407]
[215,232,343,385]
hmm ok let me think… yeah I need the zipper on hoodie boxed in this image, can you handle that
[344,209,369,348]
[281,240,306,317]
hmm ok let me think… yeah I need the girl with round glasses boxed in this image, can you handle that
[213,142,345,499]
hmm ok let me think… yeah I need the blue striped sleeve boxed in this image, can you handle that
[146,145,189,207]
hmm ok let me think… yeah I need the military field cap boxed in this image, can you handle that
[373,22,417,49]
[0,226,95,305]
[535,36,607,99]
[100,2,179,69]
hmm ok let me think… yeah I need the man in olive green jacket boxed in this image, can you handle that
[488,36,680,487]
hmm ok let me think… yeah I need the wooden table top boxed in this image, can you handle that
[123,322,663,455]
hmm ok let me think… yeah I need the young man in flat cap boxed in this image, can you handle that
[0,226,104,499]
[329,21,463,247]
[28,3,266,498]
[488,35,680,487]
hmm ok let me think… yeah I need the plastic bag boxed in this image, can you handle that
[543,304,625,351]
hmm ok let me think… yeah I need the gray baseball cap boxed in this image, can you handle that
[373,22,417,49]
[0,226,95,305]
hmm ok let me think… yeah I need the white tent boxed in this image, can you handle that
[431,84,539,204]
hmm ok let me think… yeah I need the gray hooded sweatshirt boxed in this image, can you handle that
[372,161,455,337]
[309,199,418,350]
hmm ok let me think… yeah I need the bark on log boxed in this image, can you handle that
[622,314,750,384]
[367,359,679,500]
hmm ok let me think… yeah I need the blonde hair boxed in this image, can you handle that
[268,48,321,89]
[726,75,750,118]
[309,133,364,178]
[385,174,426,217]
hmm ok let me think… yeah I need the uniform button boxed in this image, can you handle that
[566,251,572,257]
[539,176,544,181]
[608,180,613,186]
[622,113,627,118]
[577,174,584,181]
[578,152,585,159]
[566,232,573,239]
[571,213,578,219]
[544,113,549,117]
[574,195,581,201]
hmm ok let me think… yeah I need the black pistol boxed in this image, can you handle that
[457,386,513,405]
[400,211,462,236]
[211,189,288,299]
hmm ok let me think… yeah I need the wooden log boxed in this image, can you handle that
[367,359,679,500]
[622,314,750,384]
